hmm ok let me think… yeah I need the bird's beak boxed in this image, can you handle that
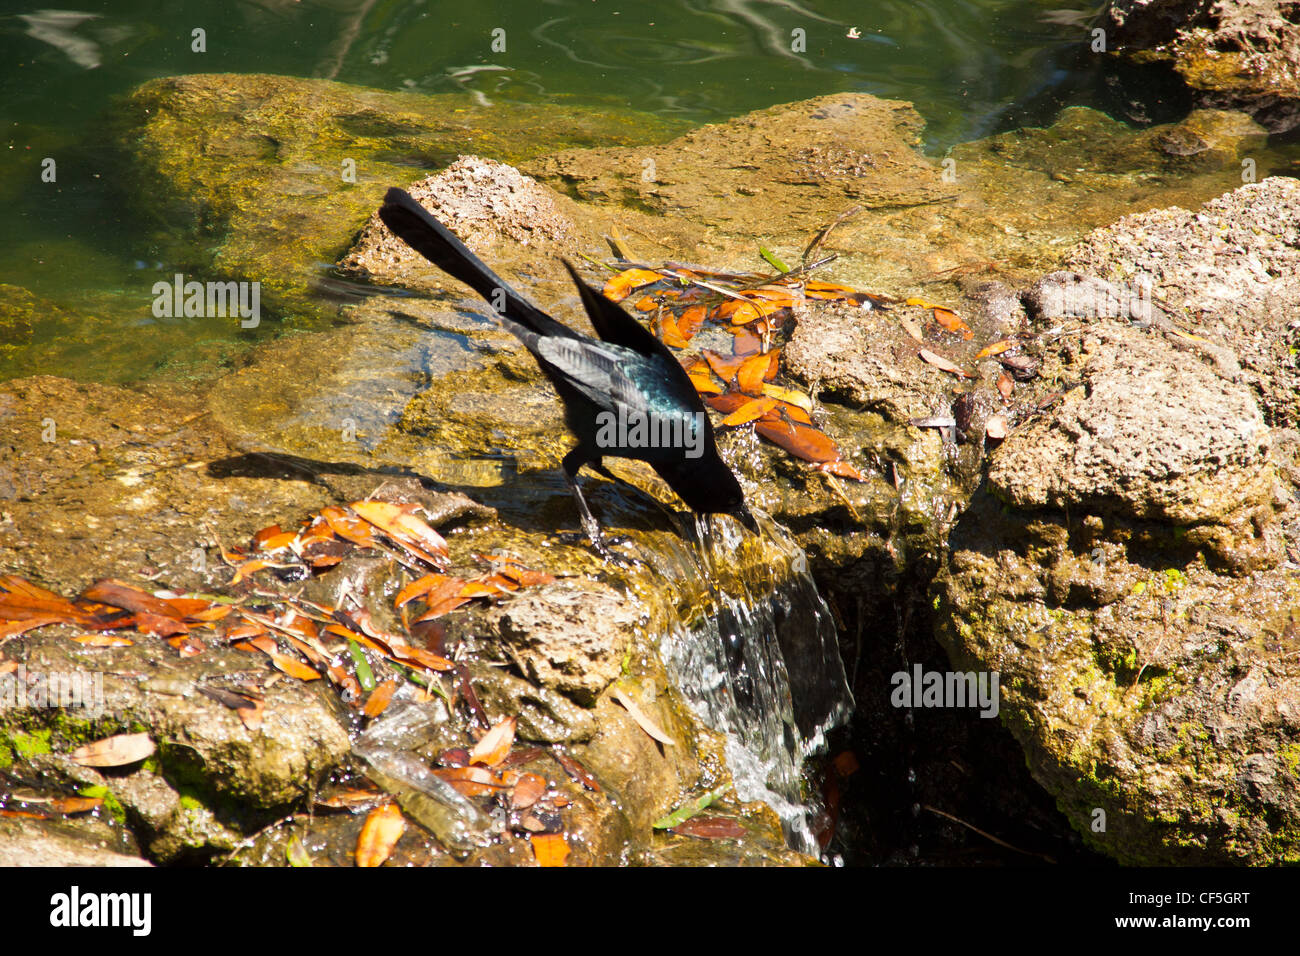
[731,503,761,535]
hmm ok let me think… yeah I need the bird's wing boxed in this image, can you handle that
[534,336,650,411]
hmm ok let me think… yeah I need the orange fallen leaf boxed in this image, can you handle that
[492,564,556,588]
[753,419,840,464]
[602,268,665,303]
[975,339,1016,359]
[531,832,570,867]
[659,313,689,349]
[356,803,405,867]
[316,788,389,811]
[818,459,868,481]
[702,348,746,383]
[71,634,134,647]
[412,595,472,622]
[997,370,1015,402]
[349,501,448,567]
[320,506,378,547]
[51,796,104,815]
[688,368,724,395]
[721,396,778,427]
[553,751,602,792]
[932,307,972,339]
[362,678,400,718]
[736,352,777,395]
[0,617,62,639]
[676,304,707,339]
[69,732,155,768]
[759,382,813,414]
[395,574,449,608]
[458,580,503,599]
[238,637,321,681]
[433,765,512,797]
[237,696,265,731]
[229,558,272,585]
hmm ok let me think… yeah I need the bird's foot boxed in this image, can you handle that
[555,529,635,566]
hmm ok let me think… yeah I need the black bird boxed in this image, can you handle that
[377,187,756,557]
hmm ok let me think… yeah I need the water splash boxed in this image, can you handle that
[647,510,853,855]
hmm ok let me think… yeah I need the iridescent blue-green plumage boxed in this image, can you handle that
[377,188,756,557]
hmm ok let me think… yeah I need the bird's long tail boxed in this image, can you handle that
[377,187,576,340]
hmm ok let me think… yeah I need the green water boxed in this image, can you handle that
[0,0,1189,383]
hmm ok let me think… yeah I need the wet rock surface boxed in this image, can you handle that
[937,179,1300,864]
[5,69,1300,866]
[118,73,686,326]
[1106,0,1300,132]
[1065,176,1300,429]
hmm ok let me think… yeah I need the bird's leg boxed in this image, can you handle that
[562,448,616,562]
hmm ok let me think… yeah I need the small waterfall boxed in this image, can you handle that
[649,511,853,855]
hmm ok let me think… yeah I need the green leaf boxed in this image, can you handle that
[758,246,790,273]
[347,639,375,692]
[286,835,313,867]
[653,783,732,829]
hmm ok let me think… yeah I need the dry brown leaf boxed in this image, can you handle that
[553,751,602,791]
[69,732,155,768]
[918,348,972,379]
[237,696,265,731]
[470,716,517,767]
[611,684,677,746]
[672,816,747,839]
[511,773,548,810]
[997,370,1015,402]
